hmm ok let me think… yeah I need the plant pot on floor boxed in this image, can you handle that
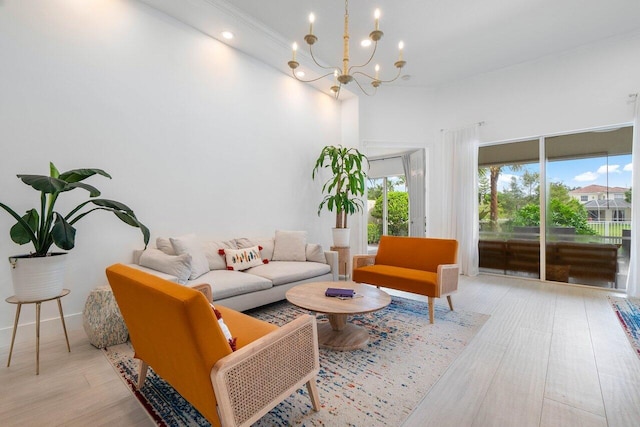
[332,228,351,247]
[8,253,67,301]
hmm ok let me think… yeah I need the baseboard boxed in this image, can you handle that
[0,312,83,352]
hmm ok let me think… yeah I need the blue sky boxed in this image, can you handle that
[499,154,633,191]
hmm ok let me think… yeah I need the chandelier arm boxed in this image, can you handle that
[292,70,337,83]
[333,84,341,99]
[308,45,340,71]
[352,76,376,96]
[375,67,403,83]
[347,41,379,73]
[351,70,376,81]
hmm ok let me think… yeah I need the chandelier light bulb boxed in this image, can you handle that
[375,64,380,79]
[292,42,298,61]
[309,13,315,35]
[374,9,380,31]
[398,41,404,60]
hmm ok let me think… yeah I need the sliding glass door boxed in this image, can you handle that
[478,126,632,289]
[478,139,541,278]
[544,128,632,288]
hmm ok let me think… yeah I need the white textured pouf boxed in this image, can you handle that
[83,285,128,349]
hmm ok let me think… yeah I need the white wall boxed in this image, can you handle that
[360,30,640,236]
[0,0,343,345]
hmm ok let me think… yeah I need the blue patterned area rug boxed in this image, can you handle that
[609,296,640,359]
[104,296,489,426]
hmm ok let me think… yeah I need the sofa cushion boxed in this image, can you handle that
[188,270,272,300]
[156,236,176,255]
[352,264,438,296]
[272,230,307,261]
[171,235,210,280]
[138,249,192,284]
[236,237,275,261]
[305,243,326,263]
[224,246,264,271]
[374,235,458,272]
[127,263,183,284]
[246,261,331,286]
[202,240,236,271]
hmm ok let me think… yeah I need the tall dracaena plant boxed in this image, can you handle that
[0,162,149,256]
[312,145,368,229]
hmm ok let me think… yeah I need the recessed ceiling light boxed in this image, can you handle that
[221,31,234,40]
[296,71,305,78]
[360,39,372,47]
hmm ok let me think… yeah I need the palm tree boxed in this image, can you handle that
[487,164,522,231]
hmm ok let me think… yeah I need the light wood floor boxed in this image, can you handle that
[1,274,639,426]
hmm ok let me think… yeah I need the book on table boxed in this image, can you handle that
[325,287,356,298]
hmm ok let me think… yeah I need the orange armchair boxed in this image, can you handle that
[352,236,459,324]
[106,264,320,427]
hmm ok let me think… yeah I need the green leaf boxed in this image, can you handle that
[59,168,111,183]
[10,209,39,245]
[17,175,68,194]
[90,198,133,213]
[51,214,76,250]
[114,211,150,247]
[50,162,60,179]
[65,182,101,197]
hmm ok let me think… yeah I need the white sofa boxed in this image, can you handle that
[127,231,338,312]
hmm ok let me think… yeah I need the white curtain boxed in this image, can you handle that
[402,150,426,237]
[442,125,480,276]
[626,95,640,297]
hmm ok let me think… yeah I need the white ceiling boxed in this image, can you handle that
[140,0,640,96]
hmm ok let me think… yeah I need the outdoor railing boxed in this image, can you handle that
[585,221,631,237]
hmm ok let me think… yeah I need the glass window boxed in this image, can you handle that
[479,126,633,290]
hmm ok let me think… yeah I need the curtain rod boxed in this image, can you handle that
[440,121,485,132]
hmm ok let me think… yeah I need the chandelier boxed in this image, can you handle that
[287,0,406,99]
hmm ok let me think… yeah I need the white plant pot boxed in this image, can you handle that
[8,253,67,301]
[332,228,351,247]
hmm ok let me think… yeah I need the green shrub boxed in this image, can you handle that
[368,223,381,244]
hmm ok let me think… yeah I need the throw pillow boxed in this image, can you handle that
[306,243,326,263]
[224,246,264,271]
[170,235,210,280]
[156,237,175,255]
[210,303,237,351]
[139,248,192,285]
[202,240,236,271]
[272,230,307,261]
[235,237,275,261]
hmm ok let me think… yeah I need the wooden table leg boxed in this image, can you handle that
[328,314,347,331]
[57,297,70,353]
[36,302,41,375]
[317,314,370,351]
[7,303,22,368]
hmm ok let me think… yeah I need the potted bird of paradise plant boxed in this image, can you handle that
[0,162,149,300]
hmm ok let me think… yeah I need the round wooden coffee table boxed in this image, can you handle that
[286,281,391,351]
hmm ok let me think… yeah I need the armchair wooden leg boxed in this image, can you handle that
[446,295,454,311]
[137,360,149,389]
[306,380,321,411]
[428,297,435,324]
